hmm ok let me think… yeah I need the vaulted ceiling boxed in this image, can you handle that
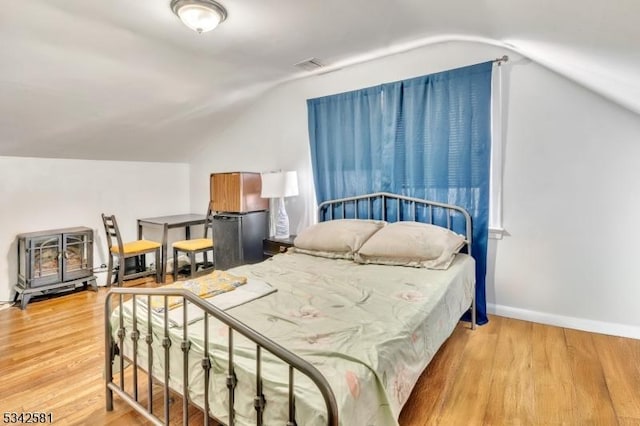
[1,0,638,162]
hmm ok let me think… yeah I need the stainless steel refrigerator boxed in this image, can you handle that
[212,211,268,270]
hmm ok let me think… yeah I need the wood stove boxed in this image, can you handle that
[15,226,97,309]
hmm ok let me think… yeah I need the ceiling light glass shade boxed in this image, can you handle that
[170,0,227,34]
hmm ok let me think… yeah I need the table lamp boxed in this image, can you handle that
[260,171,299,239]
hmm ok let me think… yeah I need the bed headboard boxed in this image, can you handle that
[317,192,473,255]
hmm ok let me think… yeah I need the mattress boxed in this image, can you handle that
[112,251,475,425]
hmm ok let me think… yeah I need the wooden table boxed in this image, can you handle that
[137,214,207,282]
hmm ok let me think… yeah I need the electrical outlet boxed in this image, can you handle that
[93,264,109,273]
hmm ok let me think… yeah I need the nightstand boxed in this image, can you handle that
[263,236,296,258]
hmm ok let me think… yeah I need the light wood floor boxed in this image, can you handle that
[1,281,639,425]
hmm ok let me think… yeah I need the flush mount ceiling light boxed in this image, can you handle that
[170,0,227,34]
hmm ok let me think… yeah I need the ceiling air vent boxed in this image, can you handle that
[294,57,324,71]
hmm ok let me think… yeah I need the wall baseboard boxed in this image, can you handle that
[487,303,640,340]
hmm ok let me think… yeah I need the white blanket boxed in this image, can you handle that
[162,279,276,327]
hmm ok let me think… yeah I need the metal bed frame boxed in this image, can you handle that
[104,192,475,425]
[317,192,475,330]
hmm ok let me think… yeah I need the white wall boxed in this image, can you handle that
[0,156,190,301]
[189,41,640,338]
[489,59,640,338]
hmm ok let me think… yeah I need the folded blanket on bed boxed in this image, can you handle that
[166,278,277,327]
[150,270,247,312]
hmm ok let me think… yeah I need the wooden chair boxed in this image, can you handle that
[172,208,215,279]
[101,214,162,286]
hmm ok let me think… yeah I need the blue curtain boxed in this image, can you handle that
[307,61,493,325]
[307,86,384,200]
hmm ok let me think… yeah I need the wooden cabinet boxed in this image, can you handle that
[210,172,269,213]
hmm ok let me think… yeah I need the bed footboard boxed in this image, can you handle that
[104,288,339,425]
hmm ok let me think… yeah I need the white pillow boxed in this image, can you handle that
[354,221,466,269]
[293,219,386,259]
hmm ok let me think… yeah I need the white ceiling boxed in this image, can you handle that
[1,0,639,162]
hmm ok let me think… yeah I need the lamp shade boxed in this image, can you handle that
[260,171,299,198]
[170,0,227,33]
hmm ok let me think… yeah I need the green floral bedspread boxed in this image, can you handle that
[114,252,474,425]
